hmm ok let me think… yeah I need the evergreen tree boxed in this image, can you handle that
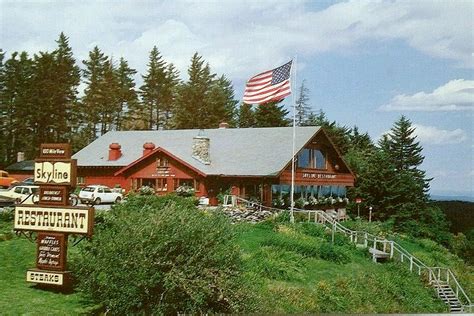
[295,79,311,126]
[237,103,255,128]
[138,46,167,129]
[160,63,180,129]
[0,51,33,163]
[380,115,432,219]
[81,46,109,143]
[98,59,121,135]
[28,52,62,156]
[0,49,6,165]
[254,101,289,127]
[174,53,237,129]
[52,32,80,142]
[206,75,237,127]
[114,57,137,131]
[304,109,351,154]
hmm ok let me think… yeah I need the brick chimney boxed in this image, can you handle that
[192,133,210,165]
[143,142,156,156]
[218,122,229,129]
[108,143,122,161]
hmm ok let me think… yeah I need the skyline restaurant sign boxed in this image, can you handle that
[14,143,94,287]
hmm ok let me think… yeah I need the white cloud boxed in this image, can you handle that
[412,124,467,145]
[380,79,474,111]
[1,0,472,85]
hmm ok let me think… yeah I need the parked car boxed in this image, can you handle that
[79,185,123,205]
[0,185,39,204]
[0,170,18,189]
[10,177,35,187]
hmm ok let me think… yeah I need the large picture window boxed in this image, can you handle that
[297,148,327,169]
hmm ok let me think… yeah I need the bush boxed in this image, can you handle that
[297,222,326,238]
[74,195,254,314]
[262,234,320,258]
[317,243,351,264]
[0,207,14,222]
[247,246,305,280]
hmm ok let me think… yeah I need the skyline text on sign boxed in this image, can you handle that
[34,161,72,184]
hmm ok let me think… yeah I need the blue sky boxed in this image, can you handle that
[1,0,473,197]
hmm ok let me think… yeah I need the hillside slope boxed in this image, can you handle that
[235,220,453,313]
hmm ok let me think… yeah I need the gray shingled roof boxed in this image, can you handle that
[72,126,321,177]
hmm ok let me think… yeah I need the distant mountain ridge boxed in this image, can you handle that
[430,195,474,202]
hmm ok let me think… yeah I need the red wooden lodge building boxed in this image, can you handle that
[71,124,355,206]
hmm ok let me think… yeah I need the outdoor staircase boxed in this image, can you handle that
[434,282,464,313]
[222,196,473,314]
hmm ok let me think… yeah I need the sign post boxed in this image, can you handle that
[14,143,94,289]
[355,197,362,218]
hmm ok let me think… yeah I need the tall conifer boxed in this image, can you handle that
[139,46,167,129]
[237,103,255,128]
[254,101,289,127]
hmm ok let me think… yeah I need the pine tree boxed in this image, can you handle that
[0,51,33,163]
[98,59,121,134]
[237,103,255,128]
[52,32,80,142]
[82,46,109,142]
[28,52,62,156]
[382,115,431,203]
[160,63,180,129]
[295,79,311,126]
[174,53,237,129]
[206,75,237,127]
[254,101,289,127]
[138,46,167,129]
[114,57,137,131]
[303,109,351,154]
[0,49,6,165]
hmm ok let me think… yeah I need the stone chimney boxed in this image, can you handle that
[108,143,122,161]
[192,134,210,165]
[17,152,25,163]
[219,122,229,129]
[143,142,156,156]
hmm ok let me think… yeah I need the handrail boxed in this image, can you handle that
[224,196,472,312]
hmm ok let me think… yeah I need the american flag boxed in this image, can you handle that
[243,60,292,104]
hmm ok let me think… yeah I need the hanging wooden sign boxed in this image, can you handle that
[39,186,69,206]
[40,143,71,160]
[14,205,94,236]
[36,233,67,271]
[26,269,70,286]
[34,160,77,186]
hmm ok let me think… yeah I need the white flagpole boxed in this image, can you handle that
[290,55,297,223]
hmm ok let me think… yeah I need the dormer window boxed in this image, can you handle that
[297,148,326,169]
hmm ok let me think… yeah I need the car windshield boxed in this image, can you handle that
[82,187,95,192]
[31,188,39,193]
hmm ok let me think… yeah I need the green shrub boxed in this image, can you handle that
[73,195,254,314]
[262,234,320,258]
[247,246,305,280]
[0,207,14,222]
[318,243,350,264]
[297,222,326,238]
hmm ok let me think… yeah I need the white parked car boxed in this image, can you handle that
[0,185,39,204]
[79,185,123,205]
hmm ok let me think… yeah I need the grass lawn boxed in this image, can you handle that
[0,221,98,315]
[0,213,468,314]
[235,221,448,313]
